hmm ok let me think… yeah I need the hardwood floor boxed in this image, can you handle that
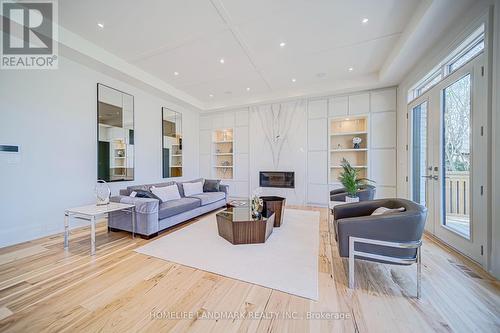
[0,206,498,332]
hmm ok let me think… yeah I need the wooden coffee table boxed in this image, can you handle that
[216,204,275,245]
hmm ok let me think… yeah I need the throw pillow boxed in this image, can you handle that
[133,189,162,202]
[183,181,204,196]
[371,207,406,216]
[203,179,221,192]
[151,185,181,202]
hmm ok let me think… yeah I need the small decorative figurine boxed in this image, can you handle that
[352,137,362,149]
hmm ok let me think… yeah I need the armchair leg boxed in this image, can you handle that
[417,246,422,299]
[348,237,355,289]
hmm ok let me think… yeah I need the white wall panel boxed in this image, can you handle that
[308,99,327,119]
[199,129,212,154]
[234,109,249,126]
[307,183,329,205]
[307,118,327,151]
[348,93,370,115]
[199,154,211,178]
[199,115,212,130]
[307,151,327,184]
[374,186,397,199]
[371,89,396,112]
[371,149,397,186]
[329,96,348,117]
[234,126,249,154]
[371,112,397,148]
[234,153,249,181]
[224,180,249,198]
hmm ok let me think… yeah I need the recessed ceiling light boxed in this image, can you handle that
[316,72,327,78]
[348,67,354,71]
[97,23,104,29]
[224,91,232,95]
[279,42,286,47]
[291,78,296,83]
[246,87,251,91]
[209,94,214,98]
[219,58,225,64]
[362,18,369,24]
[173,71,179,76]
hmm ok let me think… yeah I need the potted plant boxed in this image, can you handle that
[337,158,373,203]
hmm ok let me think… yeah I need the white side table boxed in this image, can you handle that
[64,202,135,256]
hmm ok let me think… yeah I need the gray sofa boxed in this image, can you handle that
[108,178,228,238]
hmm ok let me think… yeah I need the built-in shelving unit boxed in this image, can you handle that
[213,128,234,179]
[329,116,369,183]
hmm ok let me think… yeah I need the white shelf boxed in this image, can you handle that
[330,131,367,136]
[330,148,368,152]
[331,165,368,168]
[171,165,182,168]
[214,165,233,168]
[171,154,182,157]
[214,140,233,144]
[213,153,233,156]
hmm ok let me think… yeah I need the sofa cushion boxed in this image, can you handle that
[127,182,175,194]
[189,192,226,206]
[132,190,162,202]
[158,197,201,219]
[151,184,181,203]
[176,178,204,197]
[203,179,221,192]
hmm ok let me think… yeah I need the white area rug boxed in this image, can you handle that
[135,209,320,300]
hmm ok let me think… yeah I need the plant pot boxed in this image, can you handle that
[345,196,360,203]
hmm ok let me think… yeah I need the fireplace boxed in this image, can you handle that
[259,171,295,188]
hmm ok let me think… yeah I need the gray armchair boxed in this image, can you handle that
[333,198,427,297]
[330,185,376,202]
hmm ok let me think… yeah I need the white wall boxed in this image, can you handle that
[0,56,199,248]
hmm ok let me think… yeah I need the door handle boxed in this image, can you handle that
[421,175,433,179]
[432,175,438,181]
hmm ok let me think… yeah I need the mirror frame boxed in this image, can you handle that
[97,83,135,182]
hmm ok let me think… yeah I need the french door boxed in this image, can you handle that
[409,55,487,265]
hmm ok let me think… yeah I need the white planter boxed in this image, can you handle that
[345,196,360,203]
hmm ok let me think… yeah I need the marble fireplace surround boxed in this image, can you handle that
[249,101,308,204]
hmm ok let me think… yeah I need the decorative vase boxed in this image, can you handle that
[345,196,359,203]
[95,180,111,205]
[352,137,362,149]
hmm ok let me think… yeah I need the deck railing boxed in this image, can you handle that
[445,171,469,217]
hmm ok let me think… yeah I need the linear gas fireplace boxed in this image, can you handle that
[259,171,295,188]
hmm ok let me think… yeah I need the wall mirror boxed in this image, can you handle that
[97,84,134,182]
[162,107,182,178]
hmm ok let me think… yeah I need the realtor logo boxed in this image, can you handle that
[1,0,58,69]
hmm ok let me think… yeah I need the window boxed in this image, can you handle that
[408,24,484,103]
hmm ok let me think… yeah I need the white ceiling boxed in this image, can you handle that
[58,0,475,110]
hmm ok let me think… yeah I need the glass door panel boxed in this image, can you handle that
[442,74,471,239]
[412,101,429,207]
[441,74,471,239]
